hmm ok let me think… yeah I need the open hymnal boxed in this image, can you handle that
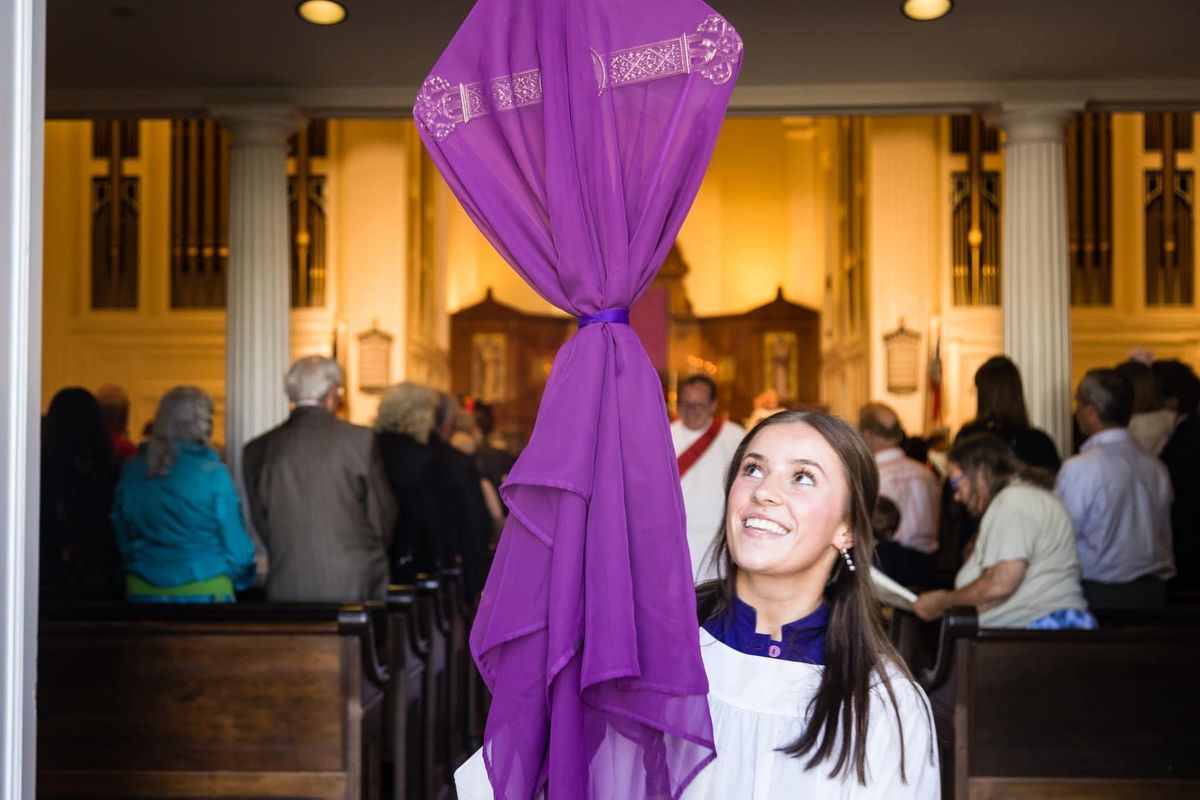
[871,566,918,612]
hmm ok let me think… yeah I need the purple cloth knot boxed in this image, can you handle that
[577,308,630,328]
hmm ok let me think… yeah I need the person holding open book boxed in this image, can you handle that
[912,433,1095,630]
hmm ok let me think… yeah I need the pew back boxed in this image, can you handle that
[38,604,386,800]
[934,613,1200,799]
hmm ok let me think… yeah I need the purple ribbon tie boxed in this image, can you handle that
[578,308,630,328]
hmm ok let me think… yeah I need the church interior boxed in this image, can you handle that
[5,0,1200,798]
[42,111,1200,443]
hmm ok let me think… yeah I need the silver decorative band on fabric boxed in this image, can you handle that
[577,308,631,328]
[416,14,743,141]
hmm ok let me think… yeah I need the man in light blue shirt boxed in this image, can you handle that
[1055,368,1175,609]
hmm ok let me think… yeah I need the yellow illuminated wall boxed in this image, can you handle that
[679,117,829,315]
[446,117,835,319]
[440,175,553,316]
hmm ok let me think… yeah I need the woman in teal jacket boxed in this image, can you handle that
[111,386,256,602]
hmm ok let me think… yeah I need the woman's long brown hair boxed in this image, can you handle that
[696,408,927,784]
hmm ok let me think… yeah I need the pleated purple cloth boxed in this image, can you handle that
[415,2,742,797]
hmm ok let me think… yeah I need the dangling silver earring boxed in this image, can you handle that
[840,547,856,573]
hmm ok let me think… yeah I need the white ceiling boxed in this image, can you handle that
[46,0,1200,115]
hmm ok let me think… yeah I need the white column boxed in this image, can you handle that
[1,1,44,797]
[218,108,295,483]
[999,105,1076,455]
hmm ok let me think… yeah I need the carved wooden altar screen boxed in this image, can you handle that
[695,288,820,421]
[450,289,572,446]
[452,280,821,443]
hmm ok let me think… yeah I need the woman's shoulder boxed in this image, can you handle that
[1011,428,1061,468]
[992,481,1062,519]
[175,444,236,484]
[1014,426,1057,447]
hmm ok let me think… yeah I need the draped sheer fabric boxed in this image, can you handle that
[415,1,742,796]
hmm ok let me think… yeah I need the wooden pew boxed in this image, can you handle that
[414,576,451,800]
[384,585,426,800]
[923,607,1200,799]
[438,567,470,766]
[38,602,389,800]
[443,569,487,755]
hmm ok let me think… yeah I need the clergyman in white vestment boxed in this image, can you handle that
[671,375,745,581]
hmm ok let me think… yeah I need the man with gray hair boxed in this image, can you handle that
[859,402,939,586]
[1055,368,1175,609]
[242,355,397,602]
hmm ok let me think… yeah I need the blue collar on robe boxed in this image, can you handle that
[703,594,829,665]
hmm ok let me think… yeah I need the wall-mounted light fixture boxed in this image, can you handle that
[296,0,347,26]
[901,0,953,22]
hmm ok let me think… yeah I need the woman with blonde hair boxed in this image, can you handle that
[376,382,444,583]
[110,386,256,602]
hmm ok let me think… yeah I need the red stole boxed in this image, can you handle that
[677,416,725,478]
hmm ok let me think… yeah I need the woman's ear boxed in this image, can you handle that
[832,524,855,552]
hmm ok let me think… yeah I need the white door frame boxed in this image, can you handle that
[0,0,44,797]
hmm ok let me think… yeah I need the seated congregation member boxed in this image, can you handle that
[1155,359,1200,593]
[1055,368,1175,610]
[1116,358,1177,456]
[872,496,902,542]
[943,355,1061,565]
[375,382,449,583]
[956,356,1061,472]
[447,407,506,538]
[913,434,1094,629]
[457,410,939,798]
[429,392,496,597]
[671,373,744,582]
[96,383,139,461]
[243,356,396,602]
[110,386,256,603]
[472,400,516,503]
[859,402,939,587]
[41,387,122,597]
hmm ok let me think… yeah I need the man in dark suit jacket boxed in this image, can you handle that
[243,356,397,602]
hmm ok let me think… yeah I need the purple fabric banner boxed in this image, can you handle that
[415,2,742,796]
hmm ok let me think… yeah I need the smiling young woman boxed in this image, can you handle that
[457,408,940,798]
[694,409,939,796]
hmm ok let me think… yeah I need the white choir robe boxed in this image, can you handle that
[671,419,745,582]
[455,629,941,799]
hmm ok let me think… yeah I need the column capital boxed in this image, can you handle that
[211,105,303,148]
[994,102,1083,146]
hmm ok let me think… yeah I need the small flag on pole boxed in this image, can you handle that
[929,330,943,427]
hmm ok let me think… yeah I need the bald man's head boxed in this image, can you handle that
[859,402,904,453]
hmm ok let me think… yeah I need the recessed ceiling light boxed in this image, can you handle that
[296,0,347,26]
[901,0,953,22]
